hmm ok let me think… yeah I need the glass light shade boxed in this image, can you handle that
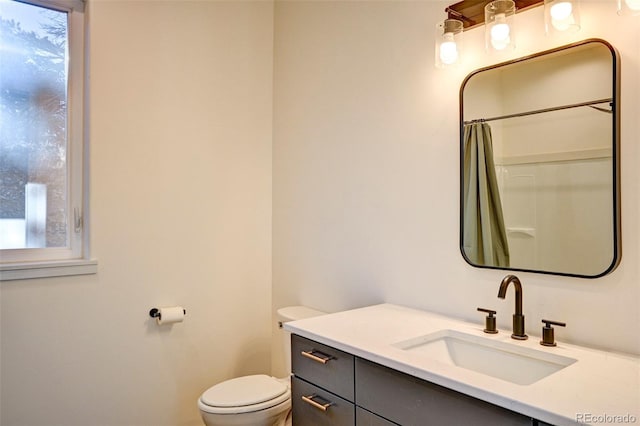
[435,19,463,68]
[545,0,580,34]
[617,0,640,16]
[485,0,516,53]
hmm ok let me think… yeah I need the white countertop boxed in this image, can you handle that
[284,304,640,426]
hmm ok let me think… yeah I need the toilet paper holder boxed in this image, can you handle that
[149,307,187,319]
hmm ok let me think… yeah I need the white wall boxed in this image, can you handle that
[1,1,274,425]
[272,0,640,363]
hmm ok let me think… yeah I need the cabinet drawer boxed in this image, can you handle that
[291,376,355,426]
[356,407,399,426]
[356,358,531,426]
[291,334,354,401]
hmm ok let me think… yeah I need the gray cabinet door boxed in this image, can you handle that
[292,376,355,426]
[355,358,532,426]
[356,407,399,426]
[291,334,355,401]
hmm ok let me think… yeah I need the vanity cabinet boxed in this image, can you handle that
[291,334,548,426]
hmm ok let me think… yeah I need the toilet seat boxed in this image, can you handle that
[199,375,290,415]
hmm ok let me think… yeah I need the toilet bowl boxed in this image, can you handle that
[198,306,325,426]
[198,375,291,426]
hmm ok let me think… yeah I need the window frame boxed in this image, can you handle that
[0,0,96,280]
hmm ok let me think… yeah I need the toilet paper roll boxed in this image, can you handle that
[156,306,185,325]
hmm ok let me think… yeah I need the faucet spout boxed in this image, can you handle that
[498,275,528,340]
[498,275,523,315]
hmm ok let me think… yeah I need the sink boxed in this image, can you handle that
[392,329,576,385]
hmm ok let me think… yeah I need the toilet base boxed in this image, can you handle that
[199,399,290,426]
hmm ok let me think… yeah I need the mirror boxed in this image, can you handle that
[460,39,620,278]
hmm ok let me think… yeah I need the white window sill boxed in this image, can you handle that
[0,259,98,281]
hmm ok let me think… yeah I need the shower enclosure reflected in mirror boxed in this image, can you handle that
[460,39,620,278]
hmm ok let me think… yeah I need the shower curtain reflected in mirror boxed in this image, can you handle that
[462,122,510,267]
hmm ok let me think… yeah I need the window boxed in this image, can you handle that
[0,0,95,280]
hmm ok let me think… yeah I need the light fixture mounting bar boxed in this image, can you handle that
[446,0,544,30]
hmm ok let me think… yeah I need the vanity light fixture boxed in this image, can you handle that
[544,0,580,33]
[440,0,624,67]
[485,0,516,52]
[617,0,640,15]
[446,0,542,30]
[435,19,464,67]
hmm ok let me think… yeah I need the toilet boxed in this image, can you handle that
[198,306,326,426]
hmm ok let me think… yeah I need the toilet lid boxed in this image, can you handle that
[201,375,288,408]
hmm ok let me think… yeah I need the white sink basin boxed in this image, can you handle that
[392,329,576,385]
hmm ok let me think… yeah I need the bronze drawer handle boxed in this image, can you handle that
[301,350,334,364]
[301,394,334,412]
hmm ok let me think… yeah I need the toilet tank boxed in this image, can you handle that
[276,306,326,375]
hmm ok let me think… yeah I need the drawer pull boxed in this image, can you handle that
[301,350,334,364]
[301,394,334,411]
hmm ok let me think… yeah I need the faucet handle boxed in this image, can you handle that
[540,319,566,347]
[477,308,498,334]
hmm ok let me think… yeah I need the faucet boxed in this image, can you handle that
[497,275,528,340]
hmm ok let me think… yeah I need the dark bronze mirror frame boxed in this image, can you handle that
[459,38,621,278]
